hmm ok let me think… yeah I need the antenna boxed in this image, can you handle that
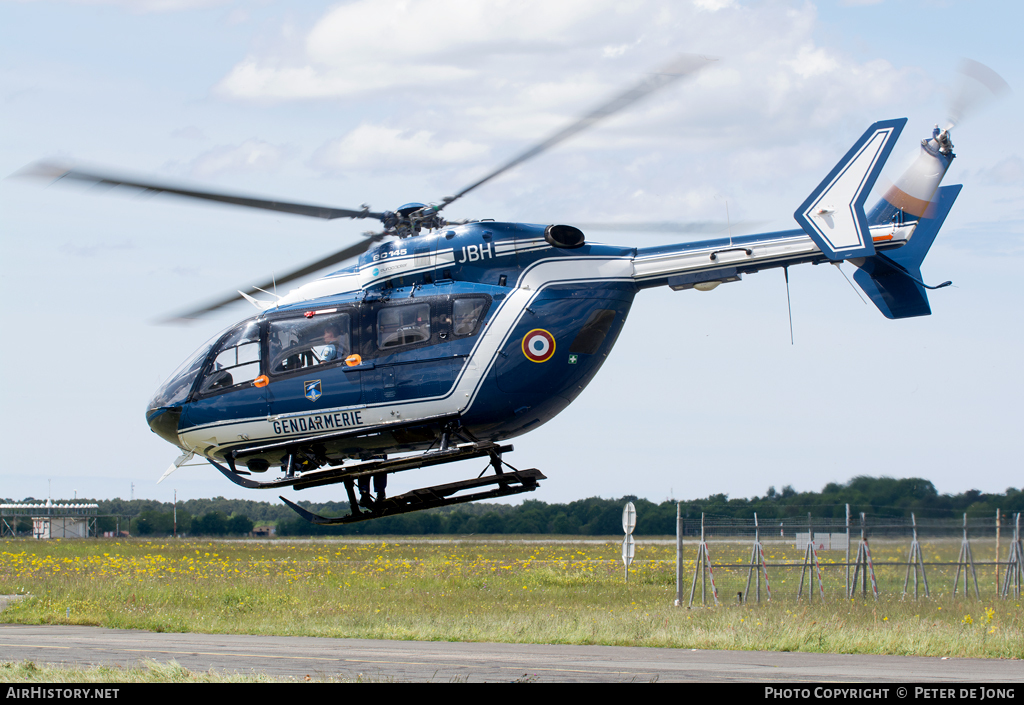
[726,200,732,247]
[784,266,794,345]
[833,261,867,305]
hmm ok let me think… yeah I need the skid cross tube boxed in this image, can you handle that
[280,467,547,525]
[209,442,514,491]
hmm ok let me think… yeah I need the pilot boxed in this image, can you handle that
[321,324,347,361]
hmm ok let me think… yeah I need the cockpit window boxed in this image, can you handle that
[148,327,228,408]
[198,321,261,395]
[269,313,351,375]
[452,298,487,337]
[377,303,431,349]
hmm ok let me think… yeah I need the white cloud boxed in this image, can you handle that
[982,155,1024,185]
[785,44,839,79]
[216,0,649,101]
[214,0,921,142]
[26,0,233,12]
[310,124,489,173]
[208,0,931,222]
[187,139,293,177]
[693,0,736,11]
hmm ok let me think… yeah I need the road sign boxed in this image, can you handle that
[623,501,636,535]
[622,534,636,567]
[623,501,636,582]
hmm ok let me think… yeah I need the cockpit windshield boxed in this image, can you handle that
[147,325,230,409]
[196,320,261,395]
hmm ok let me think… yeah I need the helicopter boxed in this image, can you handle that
[26,56,967,525]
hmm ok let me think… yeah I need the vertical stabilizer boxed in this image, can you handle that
[794,119,906,260]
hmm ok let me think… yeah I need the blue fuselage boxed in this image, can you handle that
[145,212,921,473]
[146,223,642,470]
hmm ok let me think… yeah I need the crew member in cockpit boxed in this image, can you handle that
[321,324,347,362]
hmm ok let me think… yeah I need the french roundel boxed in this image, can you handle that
[522,329,556,363]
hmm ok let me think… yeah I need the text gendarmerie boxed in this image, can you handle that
[272,411,363,436]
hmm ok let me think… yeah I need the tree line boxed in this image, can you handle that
[5,476,1021,537]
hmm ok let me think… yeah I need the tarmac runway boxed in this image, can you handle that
[1,625,1021,683]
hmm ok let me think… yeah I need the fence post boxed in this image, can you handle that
[952,512,981,599]
[687,513,719,607]
[845,504,850,601]
[1001,512,1023,599]
[851,512,878,600]
[995,508,1001,595]
[902,512,930,599]
[675,502,682,607]
[797,513,826,603]
[744,513,770,604]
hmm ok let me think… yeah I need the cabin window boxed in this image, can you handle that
[569,309,616,355]
[377,303,431,349]
[452,298,487,337]
[268,313,351,375]
[198,321,261,394]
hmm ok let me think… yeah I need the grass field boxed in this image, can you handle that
[0,659,300,683]
[1,537,1021,659]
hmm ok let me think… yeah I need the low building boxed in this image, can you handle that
[1,500,99,538]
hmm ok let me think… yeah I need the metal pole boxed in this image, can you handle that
[744,513,762,604]
[968,515,981,599]
[845,504,850,601]
[903,512,928,599]
[917,514,925,598]
[861,513,868,597]
[1007,513,1024,598]
[755,513,761,603]
[701,514,706,605]
[675,502,682,607]
[996,508,1001,594]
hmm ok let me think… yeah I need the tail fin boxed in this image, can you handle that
[851,184,961,319]
[794,118,906,260]
[795,120,960,319]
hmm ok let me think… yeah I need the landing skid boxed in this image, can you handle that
[209,441,516,491]
[280,467,546,525]
[206,439,546,525]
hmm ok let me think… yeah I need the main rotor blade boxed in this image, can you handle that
[440,54,715,211]
[162,234,384,322]
[21,162,385,221]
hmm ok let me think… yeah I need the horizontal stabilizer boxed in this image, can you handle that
[852,256,932,319]
[795,119,906,260]
[852,184,961,319]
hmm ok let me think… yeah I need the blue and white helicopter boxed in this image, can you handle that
[31,57,966,524]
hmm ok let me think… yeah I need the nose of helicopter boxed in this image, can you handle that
[146,404,185,448]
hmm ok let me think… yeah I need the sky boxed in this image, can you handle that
[1,0,1021,510]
